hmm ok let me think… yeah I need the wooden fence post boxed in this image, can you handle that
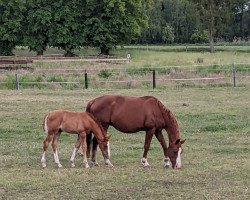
[15,73,19,90]
[84,70,88,89]
[152,70,156,89]
[232,66,236,87]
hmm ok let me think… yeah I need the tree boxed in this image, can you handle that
[190,0,233,52]
[23,0,53,55]
[137,0,200,44]
[0,0,26,55]
[49,0,86,56]
[85,0,151,55]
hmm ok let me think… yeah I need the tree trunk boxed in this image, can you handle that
[208,23,215,53]
[37,51,44,56]
[100,46,110,55]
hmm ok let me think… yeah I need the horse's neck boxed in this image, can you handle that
[163,109,180,145]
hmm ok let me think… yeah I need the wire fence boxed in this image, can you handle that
[0,64,249,90]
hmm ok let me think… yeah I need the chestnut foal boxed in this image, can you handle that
[41,109,112,168]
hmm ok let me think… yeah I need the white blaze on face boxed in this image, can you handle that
[175,147,182,169]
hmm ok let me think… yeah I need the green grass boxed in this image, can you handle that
[0,88,249,199]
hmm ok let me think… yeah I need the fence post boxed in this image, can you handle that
[15,73,20,90]
[152,70,156,89]
[232,66,236,87]
[84,70,88,89]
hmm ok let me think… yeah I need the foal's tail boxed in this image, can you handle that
[42,113,49,134]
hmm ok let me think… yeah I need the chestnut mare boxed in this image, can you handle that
[41,109,113,168]
[86,95,185,169]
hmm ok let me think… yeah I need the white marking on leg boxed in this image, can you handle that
[104,159,113,167]
[163,157,171,168]
[175,148,182,169]
[70,147,78,167]
[41,152,46,168]
[141,157,150,168]
[107,141,111,158]
[53,149,62,168]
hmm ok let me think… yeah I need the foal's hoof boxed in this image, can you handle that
[83,164,90,169]
[71,163,75,168]
[42,163,46,168]
[143,164,150,168]
[57,164,63,168]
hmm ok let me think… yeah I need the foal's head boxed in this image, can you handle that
[167,139,186,169]
[98,135,111,159]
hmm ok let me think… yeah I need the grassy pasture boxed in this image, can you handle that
[1,45,250,90]
[0,87,249,199]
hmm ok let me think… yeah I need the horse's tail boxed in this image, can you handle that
[42,113,49,134]
[86,100,95,158]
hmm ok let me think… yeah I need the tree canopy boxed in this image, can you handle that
[0,0,249,55]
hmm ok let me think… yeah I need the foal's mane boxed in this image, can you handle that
[86,112,109,141]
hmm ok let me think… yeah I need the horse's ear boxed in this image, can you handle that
[175,139,180,145]
[181,139,186,144]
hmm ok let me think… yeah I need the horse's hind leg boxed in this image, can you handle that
[154,130,171,168]
[70,135,82,168]
[41,134,54,168]
[52,132,62,168]
[91,136,99,166]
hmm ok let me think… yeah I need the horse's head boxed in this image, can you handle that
[167,139,186,169]
[98,135,111,159]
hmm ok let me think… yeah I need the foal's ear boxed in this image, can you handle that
[180,139,186,144]
[107,134,112,140]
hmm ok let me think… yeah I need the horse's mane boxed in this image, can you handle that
[86,112,109,141]
[154,97,180,136]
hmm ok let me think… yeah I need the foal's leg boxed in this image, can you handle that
[155,130,171,168]
[70,135,82,168]
[141,129,155,168]
[41,134,54,168]
[52,132,62,168]
[80,133,90,168]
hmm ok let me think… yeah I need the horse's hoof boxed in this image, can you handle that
[164,163,171,168]
[58,164,63,168]
[71,163,75,168]
[92,162,99,167]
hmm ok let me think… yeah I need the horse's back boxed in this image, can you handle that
[87,95,164,132]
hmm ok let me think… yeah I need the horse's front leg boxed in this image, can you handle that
[70,134,82,168]
[141,129,155,168]
[155,130,171,168]
[41,134,54,168]
[80,133,90,168]
[52,132,62,168]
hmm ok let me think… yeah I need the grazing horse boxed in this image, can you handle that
[86,95,185,169]
[41,109,113,168]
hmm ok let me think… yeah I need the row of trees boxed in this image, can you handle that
[0,0,150,56]
[0,0,249,56]
[137,0,250,52]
